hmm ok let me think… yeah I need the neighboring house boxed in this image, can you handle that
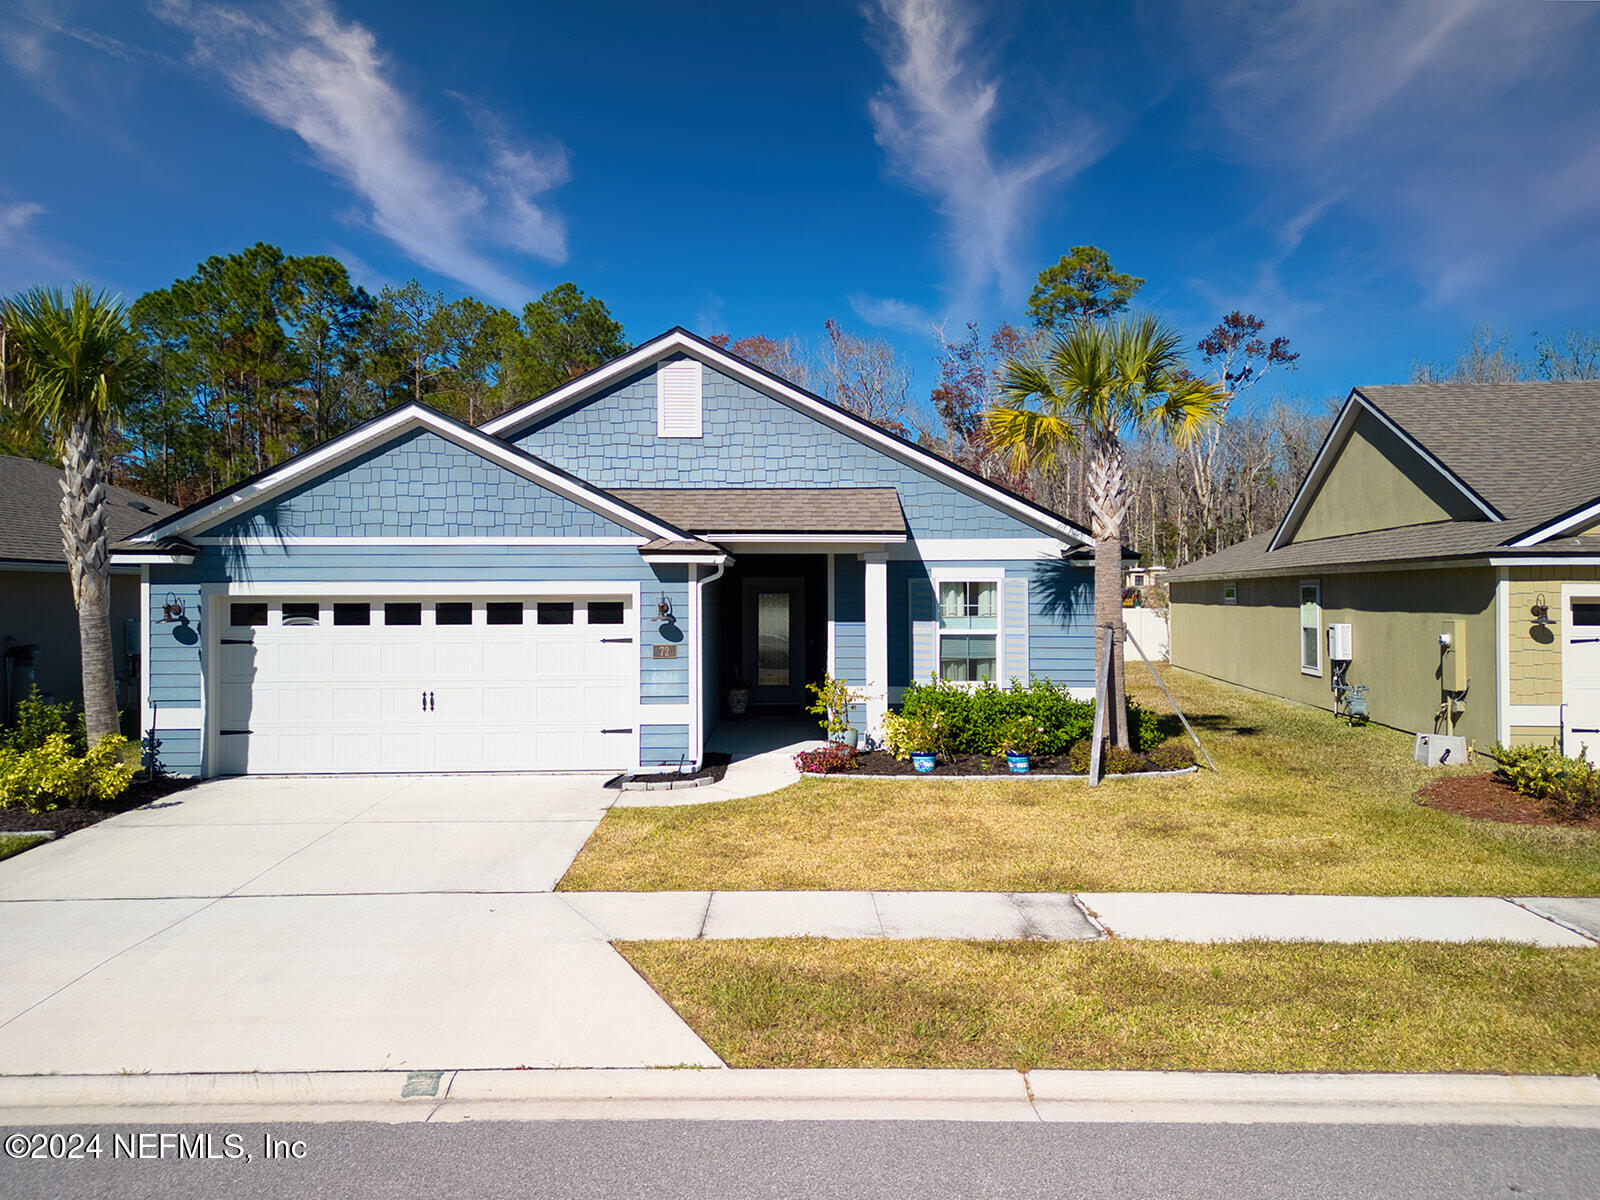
[114,329,1097,777]
[0,454,178,730]
[1125,564,1168,590]
[1167,382,1600,760]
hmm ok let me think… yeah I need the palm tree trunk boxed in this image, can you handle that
[1087,431,1131,749]
[60,414,118,743]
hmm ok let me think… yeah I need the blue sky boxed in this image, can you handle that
[3,0,1598,408]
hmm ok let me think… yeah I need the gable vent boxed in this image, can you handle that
[656,359,703,438]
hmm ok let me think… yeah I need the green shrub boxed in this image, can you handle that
[1,687,86,754]
[0,733,135,813]
[883,709,949,758]
[989,716,1047,756]
[1147,740,1197,770]
[1063,739,1148,776]
[897,676,1159,756]
[1486,743,1598,821]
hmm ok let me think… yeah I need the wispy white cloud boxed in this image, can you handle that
[153,0,570,306]
[849,293,936,337]
[1173,0,1600,306]
[0,200,73,292]
[864,0,1101,316]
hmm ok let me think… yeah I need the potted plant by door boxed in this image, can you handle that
[992,716,1044,774]
[806,674,865,747]
[727,668,750,718]
[891,710,946,773]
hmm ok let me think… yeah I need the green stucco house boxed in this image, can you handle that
[1168,382,1600,761]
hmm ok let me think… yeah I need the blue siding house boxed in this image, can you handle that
[115,329,1095,776]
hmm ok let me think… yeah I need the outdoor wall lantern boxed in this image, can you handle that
[657,592,674,621]
[1530,593,1558,627]
[160,593,186,623]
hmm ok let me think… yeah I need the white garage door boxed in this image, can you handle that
[1567,597,1600,767]
[213,595,637,774]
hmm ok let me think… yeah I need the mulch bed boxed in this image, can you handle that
[1416,772,1600,829]
[608,752,732,789]
[0,775,201,837]
[841,750,1184,778]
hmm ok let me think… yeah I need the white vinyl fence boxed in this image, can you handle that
[1122,607,1170,662]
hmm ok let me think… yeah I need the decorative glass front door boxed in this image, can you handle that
[743,578,805,704]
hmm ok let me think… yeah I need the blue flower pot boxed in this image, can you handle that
[1006,753,1030,774]
[910,752,937,773]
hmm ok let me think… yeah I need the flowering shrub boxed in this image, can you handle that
[0,733,136,813]
[794,743,860,774]
[881,710,948,760]
[988,716,1046,756]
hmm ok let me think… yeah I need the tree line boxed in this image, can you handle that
[4,240,1327,566]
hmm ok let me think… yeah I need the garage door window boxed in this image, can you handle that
[230,602,268,627]
[435,602,472,625]
[333,603,370,626]
[588,601,624,625]
[486,602,523,626]
[282,603,319,626]
[383,602,422,626]
[537,602,575,625]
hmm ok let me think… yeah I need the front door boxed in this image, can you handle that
[743,578,805,705]
[1567,596,1600,765]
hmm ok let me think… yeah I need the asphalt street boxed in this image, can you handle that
[3,1120,1596,1199]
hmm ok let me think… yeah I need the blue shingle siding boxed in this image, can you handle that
[640,724,690,766]
[208,428,633,540]
[512,359,1046,540]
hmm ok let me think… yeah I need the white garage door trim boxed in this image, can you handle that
[203,583,643,775]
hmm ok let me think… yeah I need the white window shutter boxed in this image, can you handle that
[1003,575,1029,684]
[656,359,703,437]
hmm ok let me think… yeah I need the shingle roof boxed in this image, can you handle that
[612,488,907,535]
[1354,382,1600,518]
[1169,381,1600,582]
[0,455,177,567]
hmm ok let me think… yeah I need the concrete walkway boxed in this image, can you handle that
[560,890,1599,946]
[610,715,821,808]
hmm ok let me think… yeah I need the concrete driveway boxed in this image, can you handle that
[0,775,721,1075]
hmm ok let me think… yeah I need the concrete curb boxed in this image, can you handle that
[1,1069,1596,1127]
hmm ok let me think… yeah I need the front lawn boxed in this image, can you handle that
[619,938,1600,1073]
[0,833,47,863]
[561,668,1600,895]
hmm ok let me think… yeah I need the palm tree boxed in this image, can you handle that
[1,285,135,743]
[986,315,1223,748]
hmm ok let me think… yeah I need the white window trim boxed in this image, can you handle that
[1299,579,1323,676]
[930,567,1005,686]
[1222,582,1238,605]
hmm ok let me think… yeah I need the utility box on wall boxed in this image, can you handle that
[1439,619,1467,691]
[1327,622,1353,662]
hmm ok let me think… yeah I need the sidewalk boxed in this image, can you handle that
[564,890,1600,946]
[2,1068,1597,1127]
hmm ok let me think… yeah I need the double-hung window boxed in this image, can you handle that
[1299,580,1322,675]
[937,579,999,683]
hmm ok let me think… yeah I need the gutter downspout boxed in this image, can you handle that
[689,555,730,769]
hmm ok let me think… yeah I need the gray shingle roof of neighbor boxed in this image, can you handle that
[612,487,908,535]
[1168,381,1600,582]
[0,454,178,567]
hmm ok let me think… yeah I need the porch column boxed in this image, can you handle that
[864,552,889,740]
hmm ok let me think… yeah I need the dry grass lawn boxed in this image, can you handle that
[563,668,1600,895]
[619,938,1600,1073]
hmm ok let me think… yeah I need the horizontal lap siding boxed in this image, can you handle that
[641,565,689,704]
[918,558,1094,691]
[833,555,867,726]
[640,724,690,766]
[513,361,1049,541]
